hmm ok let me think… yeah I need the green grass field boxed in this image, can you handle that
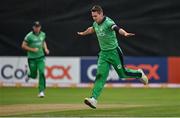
[0,87,180,117]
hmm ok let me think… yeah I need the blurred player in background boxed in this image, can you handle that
[77,5,148,109]
[21,21,49,98]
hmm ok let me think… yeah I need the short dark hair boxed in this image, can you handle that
[91,5,103,14]
[33,21,41,27]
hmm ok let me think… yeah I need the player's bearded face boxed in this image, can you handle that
[91,12,103,23]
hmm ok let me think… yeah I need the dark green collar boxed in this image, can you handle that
[33,31,41,36]
[98,16,106,25]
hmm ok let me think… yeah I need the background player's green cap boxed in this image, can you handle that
[33,21,41,27]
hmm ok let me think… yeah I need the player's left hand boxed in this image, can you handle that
[77,32,84,36]
[124,33,135,37]
[45,48,50,55]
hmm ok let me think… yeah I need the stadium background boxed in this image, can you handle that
[0,0,180,87]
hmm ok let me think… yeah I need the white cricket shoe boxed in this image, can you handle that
[84,97,97,109]
[38,91,45,98]
[138,69,149,85]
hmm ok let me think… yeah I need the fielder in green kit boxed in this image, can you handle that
[21,21,49,98]
[77,5,148,109]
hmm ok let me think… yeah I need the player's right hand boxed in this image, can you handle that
[32,48,39,52]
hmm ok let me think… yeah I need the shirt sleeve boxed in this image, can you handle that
[24,34,30,43]
[43,33,46,42]
[106,19,116,30]
[43,32,46,41]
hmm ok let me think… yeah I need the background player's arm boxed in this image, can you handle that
[43,41,50,55]
[21,41,38,52]
[77,27,95,36]
[112,25,135,37]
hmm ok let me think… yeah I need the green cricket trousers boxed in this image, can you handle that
[28,56,46,92]
[92,47,142,99]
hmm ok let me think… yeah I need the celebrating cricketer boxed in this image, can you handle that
[77,5,148,109]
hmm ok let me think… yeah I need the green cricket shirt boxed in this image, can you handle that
[93,16,118,51]
[24,31,46,59]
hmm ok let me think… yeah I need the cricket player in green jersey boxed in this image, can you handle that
[21,21,49,98]
[77,5,148,109]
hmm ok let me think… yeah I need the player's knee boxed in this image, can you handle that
[39,71,45,77]
[95,73,101,80]
[95,72,107,81]
[39,69,45,74]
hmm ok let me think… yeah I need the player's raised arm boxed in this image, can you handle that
[77,27,95,36]
[112,25,135,37]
